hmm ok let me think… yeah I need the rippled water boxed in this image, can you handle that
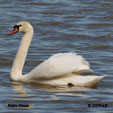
[0,0,113,113]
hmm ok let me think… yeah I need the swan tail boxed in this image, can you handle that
[83,75,106,87]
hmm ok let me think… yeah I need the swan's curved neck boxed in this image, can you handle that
[10,30,33,81]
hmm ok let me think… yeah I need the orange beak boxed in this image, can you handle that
[8,27,18,35]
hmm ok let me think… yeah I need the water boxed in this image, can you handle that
[0,0,113,112]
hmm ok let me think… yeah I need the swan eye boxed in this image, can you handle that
[14,25,22,30]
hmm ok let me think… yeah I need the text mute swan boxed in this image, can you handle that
[8,21,105,87]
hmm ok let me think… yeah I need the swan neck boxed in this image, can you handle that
[10,31,33,81]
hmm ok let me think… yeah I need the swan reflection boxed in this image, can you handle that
[11,81,97,98]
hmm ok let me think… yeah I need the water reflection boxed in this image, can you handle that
[11,81,96,96]
[10,82,33,108]
[11,82,28,97]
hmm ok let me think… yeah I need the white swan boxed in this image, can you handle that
[8,21,105,87]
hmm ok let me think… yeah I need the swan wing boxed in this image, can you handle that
[28,53,90,79]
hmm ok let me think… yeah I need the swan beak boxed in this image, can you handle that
[8,28,18,35]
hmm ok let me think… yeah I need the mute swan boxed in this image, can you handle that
[8,21,105,87]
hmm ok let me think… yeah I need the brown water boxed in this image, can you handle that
[0,0,113,113]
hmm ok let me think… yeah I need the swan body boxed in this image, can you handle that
[8,21,105,87]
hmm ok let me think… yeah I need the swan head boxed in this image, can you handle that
[8,21,34,35]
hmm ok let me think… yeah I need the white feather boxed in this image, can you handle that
[27,53,90,79]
